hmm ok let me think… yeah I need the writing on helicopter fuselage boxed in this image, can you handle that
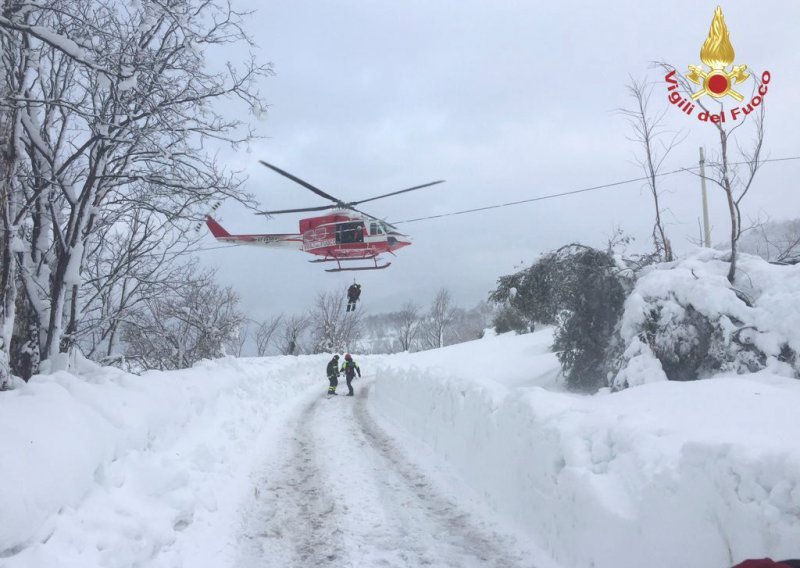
[304,238,336,250]
[257,235,290,244]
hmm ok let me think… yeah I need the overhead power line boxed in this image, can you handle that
[391,155,800,225]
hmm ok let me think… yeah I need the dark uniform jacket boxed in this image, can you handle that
[327,358,340,378]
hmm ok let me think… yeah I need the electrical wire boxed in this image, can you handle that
[391,155,800,225]
[193,155,800,236]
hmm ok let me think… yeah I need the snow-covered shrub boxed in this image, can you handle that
[492,245,631,392]
[638,301,716,381]
[609,250,800,390]
[492,304,531,334]
[552,246,630,392]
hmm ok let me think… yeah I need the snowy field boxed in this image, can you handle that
[1,329,799,567]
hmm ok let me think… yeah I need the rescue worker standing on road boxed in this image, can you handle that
[326,354,340,396]
[340,353,361,396]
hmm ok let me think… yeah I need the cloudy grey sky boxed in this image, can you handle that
[199,0,800,321]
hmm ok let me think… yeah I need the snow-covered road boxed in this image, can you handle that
[238,380,539,568]
[3,331,799,568]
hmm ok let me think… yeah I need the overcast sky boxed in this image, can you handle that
[198,0,800,321]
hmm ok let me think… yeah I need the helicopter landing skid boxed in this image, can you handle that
[308,254,379,263]
[310,255,390,272]
[325,262,391,273]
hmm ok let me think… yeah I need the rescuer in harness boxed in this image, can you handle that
[346,283,361,312]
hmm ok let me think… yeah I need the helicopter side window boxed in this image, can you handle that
[370,222,383,235]
[337,222,364,244]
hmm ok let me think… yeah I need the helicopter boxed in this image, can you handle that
[205,160,444,272]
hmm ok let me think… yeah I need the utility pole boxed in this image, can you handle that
[699,146,711,248]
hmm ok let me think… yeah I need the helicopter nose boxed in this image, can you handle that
[387,234,412,250]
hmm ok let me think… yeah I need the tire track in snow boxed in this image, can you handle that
[239,396,348,567]
[241,384,540,567]
[348,384,538,568]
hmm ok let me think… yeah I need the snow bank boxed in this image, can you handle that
[372,327,563,390]
[0,355,322,567]
[373,330,800,568]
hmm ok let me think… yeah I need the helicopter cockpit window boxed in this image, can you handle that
[337,222,364,244]
[370,222,383,235]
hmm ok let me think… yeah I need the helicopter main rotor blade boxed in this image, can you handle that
[259,160,343,205]
[350,180,445,206]
[256,205,334,216]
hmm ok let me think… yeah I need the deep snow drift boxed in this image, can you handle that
[374,331,800,568]
[1,329,799,568]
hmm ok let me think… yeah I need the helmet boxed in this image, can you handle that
[333,354,339,360]
[344,353,352,361]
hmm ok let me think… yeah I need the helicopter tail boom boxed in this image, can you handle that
[205,217,303,249]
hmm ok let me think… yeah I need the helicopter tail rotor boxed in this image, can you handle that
[194,201,222,231]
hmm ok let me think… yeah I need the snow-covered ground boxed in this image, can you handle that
[2,329,799,567]
[374,331,800,568]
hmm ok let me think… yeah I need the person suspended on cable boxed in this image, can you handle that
[346,283,362,312]
[326,354,340,396]
[340,353,361,396]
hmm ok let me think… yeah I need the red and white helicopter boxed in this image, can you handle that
[206,161,444,272]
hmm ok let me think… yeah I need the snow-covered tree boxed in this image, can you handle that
[255,315,283,356]
[449,301,494,343]
[230,321,250,358]
[492,245,631,392]
[421,288,456,350]
[738,219,800,265]
[0,0,33,387]
[619,77,682,262]
[396,301,421,352]
[309,290,363,354]
[490,257,561,329]
[77,208,200,363]
[121,264,244,371]
[1,0,269,379]
[278,314,311,356]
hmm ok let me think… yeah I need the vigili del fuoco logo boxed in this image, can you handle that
[665,6,771,124]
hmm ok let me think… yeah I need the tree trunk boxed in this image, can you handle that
[43,259,67,362]
[10,287,39,380]
[0,219,15,387]
[0,61,18,387]
[726,189,738,283]
[718,128,738,283]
